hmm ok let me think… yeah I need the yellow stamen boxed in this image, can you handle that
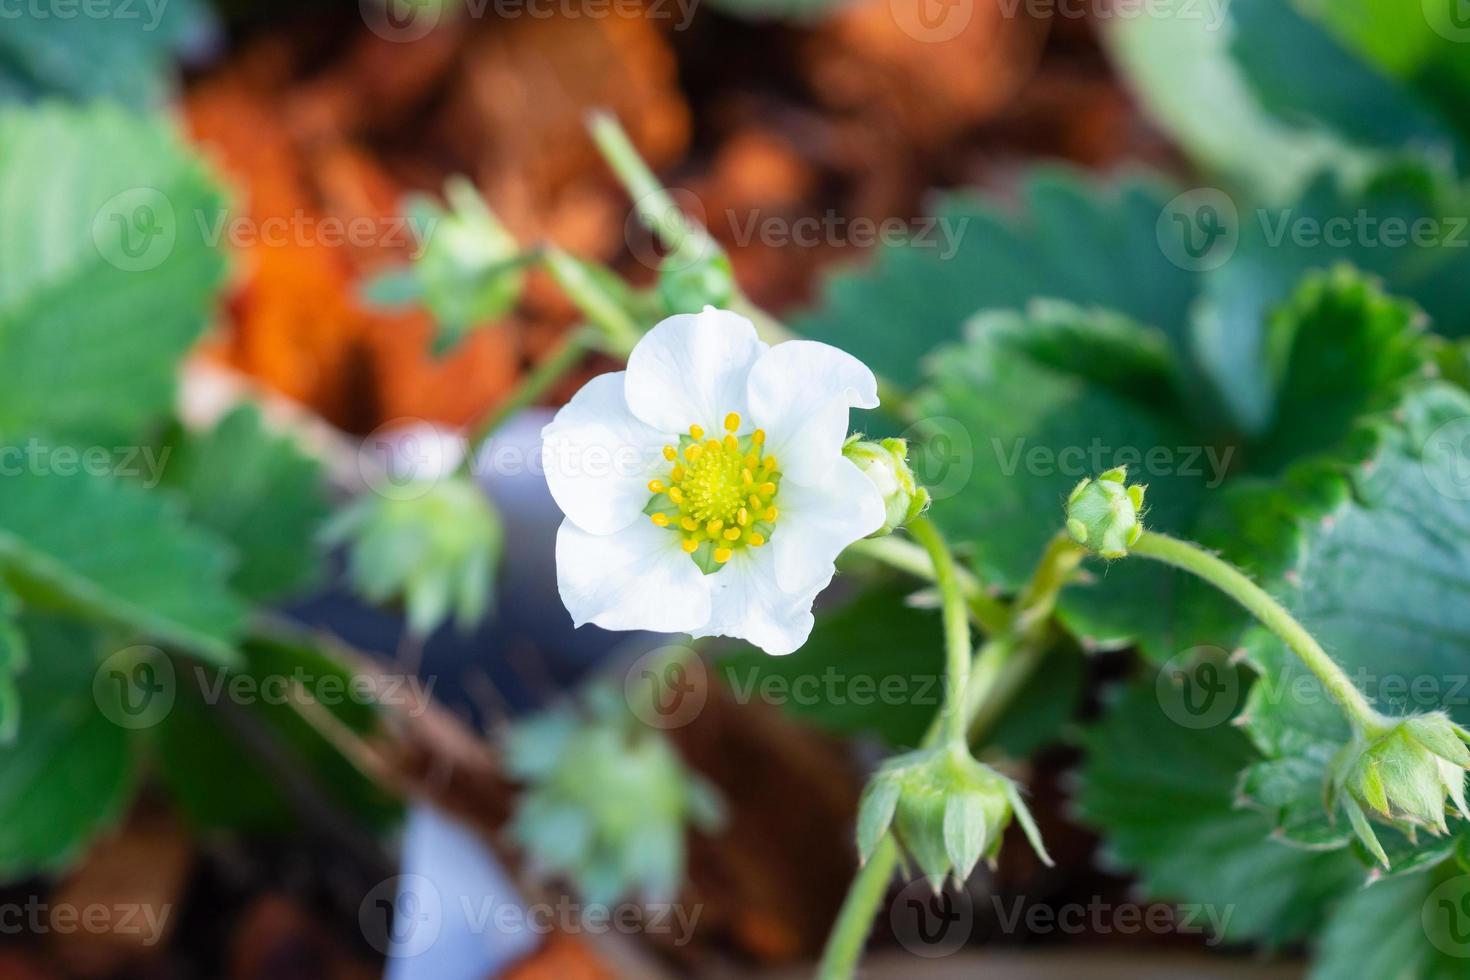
[765,506,778,522]
[752,429,766,445]
[749,494,762,510]
[662,445,677,461]
[689,424,704,440]
[651,513,670,527]
[737,507,749,526]
[648,479,666,494]
[762,456,778,473]
[681,516,698,532]
[714,547,733,563]
[759,482,777,497]
[723,434,739,452]
[681,538,699,553]
[668,487,684,504]
[723,527,741,541]
[742,469,754,485]
[724,412,741,432]
[672,465,686,482]
[706,519,723,535]
[747,532,766,547]
[685,443,703,461]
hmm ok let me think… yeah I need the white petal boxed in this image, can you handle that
[541,372,670,536]
[773,458,885,595]
[693,546,819,656]
[747,340,879,486]
[624,308,766,434]
[556,519,711,633]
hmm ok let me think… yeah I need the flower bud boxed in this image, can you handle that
[1329,712,1470,867]
[844,437,930,537]
[411,177,524,353]
[323,475,503,636]
[1064,466,1145,559]
[856,745,1051,887]
[506,683,723,904]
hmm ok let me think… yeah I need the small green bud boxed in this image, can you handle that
[844,437,930,537]
[1329,712,1470,868]
[657,249,736,316]
[410,176,525,354]
[323,475,503,636]
[856,745,1051,887]
[1064,466,1146,559]
[506,682,723,904]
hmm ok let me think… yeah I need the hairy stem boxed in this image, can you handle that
[846,535,1009,636]
[816,533,1085,979]
[1131,530,1382,731]
[907,517,972,749]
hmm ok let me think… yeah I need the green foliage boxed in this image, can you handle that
[0,102,228,445]
[0,616,137,878]
[159,406,330,602]
[1076,678,1364,946]
[0,0,209,108]
[1311,859,1470,980]
[1233,384,1470,868]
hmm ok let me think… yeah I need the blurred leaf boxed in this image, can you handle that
[0,616,137,880]
[0,467,244,664]
[0,102,228,444]
[912,271,1437,661]
[1311,859,1470,980]
[795,172,1201,387]
[0,0,209,108]
[160,406,330,602]
[1076,678,1363,946]
[1235,384,1470,867]
[153,635,399,832]
[0,584,24,744]
[718,584,1083,754]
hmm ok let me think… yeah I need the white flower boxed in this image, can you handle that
[542,307,884,655]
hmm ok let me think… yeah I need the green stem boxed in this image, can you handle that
[587,111,717,271]
[1130,531,1382,732]
[816,533,1085,980]
[460,325,599,469]
[542,246,643,356]
[845,535,1009,636]
[907,517,971,749]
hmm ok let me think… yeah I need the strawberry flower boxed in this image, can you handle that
[542,307,884,655]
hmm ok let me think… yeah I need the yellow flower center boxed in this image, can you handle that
[645,412,780,570]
